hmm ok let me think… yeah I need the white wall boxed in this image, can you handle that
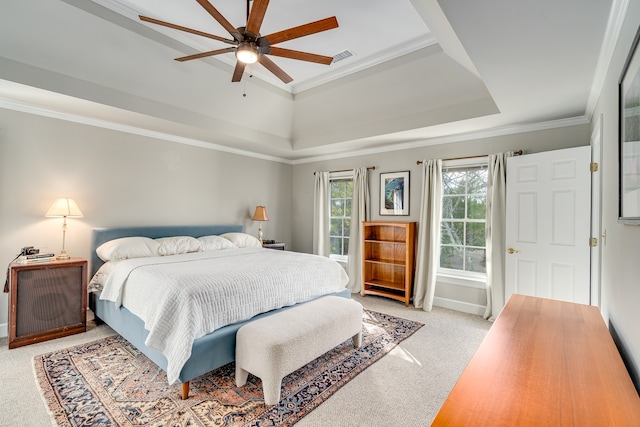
[291,123,591,313]
[0,105,605,346]
[591,0,640,388]
[0,108,293,331]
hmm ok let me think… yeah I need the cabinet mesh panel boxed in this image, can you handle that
[16,266,82,337]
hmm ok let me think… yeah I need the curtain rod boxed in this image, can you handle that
[314,166,376,175]
[416,150,523,165]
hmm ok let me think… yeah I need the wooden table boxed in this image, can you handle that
[431,294,640,426]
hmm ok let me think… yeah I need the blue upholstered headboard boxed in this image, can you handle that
[89,224,243,278]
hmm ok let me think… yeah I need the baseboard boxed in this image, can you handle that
[0,322,7,338]
[433,297,486,316]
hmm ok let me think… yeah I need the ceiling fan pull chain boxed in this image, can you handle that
[243,64,251,97]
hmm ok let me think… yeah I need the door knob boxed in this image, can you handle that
[507,248,519,254]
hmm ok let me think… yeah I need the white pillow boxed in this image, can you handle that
[198,235,237,251]
[220,232,262,248]
[156,236,203,256]
[96,236,160,262]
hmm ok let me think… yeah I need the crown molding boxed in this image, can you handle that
[0,97,293,164]
[1,95,589,167]
[585,0,629,120]
[290,116,590,165]
[290,34,438,94]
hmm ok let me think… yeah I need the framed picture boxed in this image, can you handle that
[619,25,640,224]
[380,171,409,215]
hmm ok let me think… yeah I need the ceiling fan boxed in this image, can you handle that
[139,0,339,84]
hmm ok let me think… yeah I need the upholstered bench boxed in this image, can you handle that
[235,295,363,405]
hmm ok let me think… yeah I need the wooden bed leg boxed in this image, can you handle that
[181,382,190,400]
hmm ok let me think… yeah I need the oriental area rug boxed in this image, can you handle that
[34,310,423,427]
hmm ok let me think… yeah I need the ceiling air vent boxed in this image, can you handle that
[332,49,354,63]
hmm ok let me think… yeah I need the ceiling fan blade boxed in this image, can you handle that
[195,0,242,41]
[264,16,338,46]
[232,61,246,82]
[269,47,333,65]
[139,15,235,45]
[258,55,293,84]
[245,0,269,36]
[175,47,235,62]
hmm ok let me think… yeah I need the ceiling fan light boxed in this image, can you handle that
[236,41,258,64]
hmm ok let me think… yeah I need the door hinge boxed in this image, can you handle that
[590,162,599,172]
[589,237,598,247]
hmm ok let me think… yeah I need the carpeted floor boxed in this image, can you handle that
[0,294,492,426]
[33,309,422,426]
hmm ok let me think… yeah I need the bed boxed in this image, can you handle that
[88,225,350,399]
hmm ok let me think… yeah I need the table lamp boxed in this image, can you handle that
[251,206,269,244]
[46,198,83,260]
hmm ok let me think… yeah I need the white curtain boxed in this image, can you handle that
[347,167,370,293]
[484,152,513,320]
[413,159,442,311]
[313,171,330,256]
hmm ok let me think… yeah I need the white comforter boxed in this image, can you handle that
[93,248,348,384]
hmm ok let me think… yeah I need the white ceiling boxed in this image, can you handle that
[0,0,617,162]
[92,0,435,93]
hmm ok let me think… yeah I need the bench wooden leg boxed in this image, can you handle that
[352,331,362,348]
[181,381,190,400]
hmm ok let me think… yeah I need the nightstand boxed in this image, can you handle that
[8,257,87,348]
[262,242,286,250]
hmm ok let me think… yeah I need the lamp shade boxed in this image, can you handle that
[46,198,84,218]
[236,41,258,64]
[251,206,269,221]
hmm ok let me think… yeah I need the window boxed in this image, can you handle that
[440,166,488,275]
[329,177,353,262]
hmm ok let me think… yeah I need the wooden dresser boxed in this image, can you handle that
[431,294,640,426]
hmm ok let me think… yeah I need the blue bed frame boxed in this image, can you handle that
[89,225,350,399]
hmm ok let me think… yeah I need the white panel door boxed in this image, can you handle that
[505,146,591,304]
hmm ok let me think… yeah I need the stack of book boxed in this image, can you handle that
[16,253,56,264]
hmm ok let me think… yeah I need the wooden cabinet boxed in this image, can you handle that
[8,258,87,349]
[362,221,416,306]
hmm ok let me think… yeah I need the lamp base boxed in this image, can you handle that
[56,251,70,260]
